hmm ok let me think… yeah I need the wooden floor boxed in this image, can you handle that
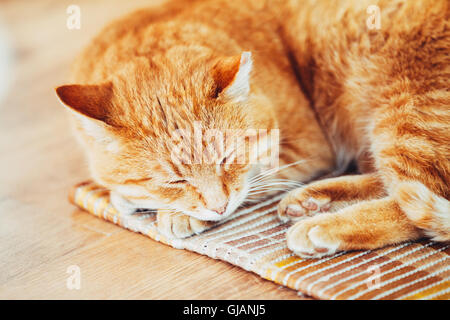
[0,0,305,299]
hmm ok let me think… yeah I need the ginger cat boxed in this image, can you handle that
[56,0,449,258]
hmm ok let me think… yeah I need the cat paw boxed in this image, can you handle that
[157,209,215,239]
[286,218,340,258]
[278,186,331,222]
[110,191,138,215]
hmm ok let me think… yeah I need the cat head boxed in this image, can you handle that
[56,51,279,221]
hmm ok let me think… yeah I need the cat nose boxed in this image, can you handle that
[212,202,228,215]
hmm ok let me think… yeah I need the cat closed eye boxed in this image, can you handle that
[220,151,237,165]
[167,180,187,184]
[220,157,229,165]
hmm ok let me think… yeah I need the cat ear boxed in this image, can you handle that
[213,51,252,102]
[55,83,113,123]
[55,83,117,144]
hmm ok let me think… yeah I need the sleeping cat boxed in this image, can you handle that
[56,0,449,258]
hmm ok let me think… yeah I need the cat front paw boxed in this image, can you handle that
[110,191,139,215]
[286,217,340,258]
[157,209,215,239]
[278,186,331,222]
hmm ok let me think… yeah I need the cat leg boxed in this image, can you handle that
[371,103,450,241]
[278,173,385,222]
[395,182,450,241]
[157,210,216,239]
[286,197,422,258]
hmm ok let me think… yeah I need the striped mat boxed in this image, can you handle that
[69,181,450,300]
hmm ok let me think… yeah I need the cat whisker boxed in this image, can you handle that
[249,174,301,187]
[250,180,303,188]
[247,188,293,195]
[249,178,303,190]
[248,159,308,184]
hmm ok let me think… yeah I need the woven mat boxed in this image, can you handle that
[69,181,450,300]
